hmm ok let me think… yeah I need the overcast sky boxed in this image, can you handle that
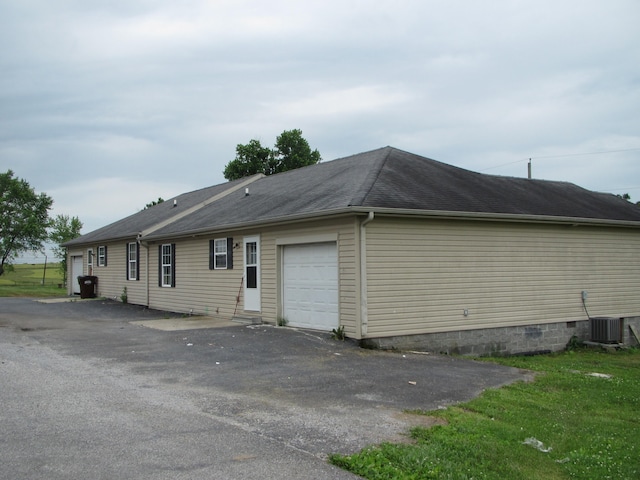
[2,0,639,254]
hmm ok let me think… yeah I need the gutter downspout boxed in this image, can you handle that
[359,212,375,337]
[137,233,150,308]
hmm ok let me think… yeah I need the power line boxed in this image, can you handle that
[601,186,640,192]
[530,147,640,160]
[479,159,527,172]
[479,147,640,173]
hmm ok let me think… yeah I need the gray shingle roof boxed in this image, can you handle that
[359,148,640,219]
[63,177,249,246]
[66,146,640,245]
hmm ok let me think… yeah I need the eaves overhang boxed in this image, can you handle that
[141,208,358,242]
[62,232,141,248]
[349,207,640,228]
[140,205,640,243]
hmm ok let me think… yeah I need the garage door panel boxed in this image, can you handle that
[283,243,338,331]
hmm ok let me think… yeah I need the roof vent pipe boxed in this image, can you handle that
[173,199,177,207]
[245,187,249,196]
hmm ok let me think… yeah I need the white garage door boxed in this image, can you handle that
[283,242,339,331]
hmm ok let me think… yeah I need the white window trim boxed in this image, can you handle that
[98,246,106,267]
[161,244,173,287]
[128,242,137,281]
[214,238,227,270]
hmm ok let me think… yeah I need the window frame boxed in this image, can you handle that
[127,242,138,281]
[214,238,227,269]
[97,246,107,267]
[159,243,175,287]
[209,238,234,270]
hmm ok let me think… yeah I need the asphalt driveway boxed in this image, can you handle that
[0,297,531,479]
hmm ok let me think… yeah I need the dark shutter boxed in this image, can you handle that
[226,237,233,269]
[171,243,176,287]
[209,240,214,270]
[103,246,108,267]
[158,245,162,287]
[126,243,130,280]
[135,243,140,281]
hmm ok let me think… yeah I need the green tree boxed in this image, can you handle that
[267,129,322,176]
[0,170,53,275]
[223,139,272,181]
[617,193,640,206]
[223,129,321,180]
[49,214,83,284]
[144,197,165,209]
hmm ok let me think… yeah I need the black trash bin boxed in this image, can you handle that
[77,275,98,299]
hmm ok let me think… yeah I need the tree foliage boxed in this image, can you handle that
[618,193,640,206]
[223,140,272,181]
[50,214,83,281]
[223,129,321,180]
[0,170,53,276]
[144,197,165,209]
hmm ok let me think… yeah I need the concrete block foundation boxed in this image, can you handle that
[361,316,640,356]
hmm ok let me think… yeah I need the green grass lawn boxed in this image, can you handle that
[0,263,68,297]
[330,347,640,479]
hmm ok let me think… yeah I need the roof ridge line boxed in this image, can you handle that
[350,146,394,206]
[139,174,264,238]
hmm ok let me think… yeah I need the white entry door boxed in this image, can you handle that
[71,255,83,294]
[243,236,260,312]
[283,242,339,331]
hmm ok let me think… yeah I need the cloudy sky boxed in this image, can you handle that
[2,0,639,252]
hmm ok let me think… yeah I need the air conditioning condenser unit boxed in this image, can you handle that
[590,317,622,344]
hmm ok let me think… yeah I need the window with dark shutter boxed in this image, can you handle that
[160,243,175,287]
[209,237,233,270]
[98,246,107,267]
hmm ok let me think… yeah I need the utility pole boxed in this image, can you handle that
[528,158,532,179]
[41,255,47,285]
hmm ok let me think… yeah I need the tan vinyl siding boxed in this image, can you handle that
[69,217,358,327]
[365,217,640,338]
[122,242,147,305]
[256,217,358,332]
[144,218,358,326]
[93,243,125,301]
[70,242,147,304]
[148,237,244,318]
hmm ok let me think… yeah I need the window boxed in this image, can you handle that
[98,246,107,267]
[127,242,138,281]
[87,249,93,275]
[245,241,257,288]
[209,238,234,270]
[159,244,175,287]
